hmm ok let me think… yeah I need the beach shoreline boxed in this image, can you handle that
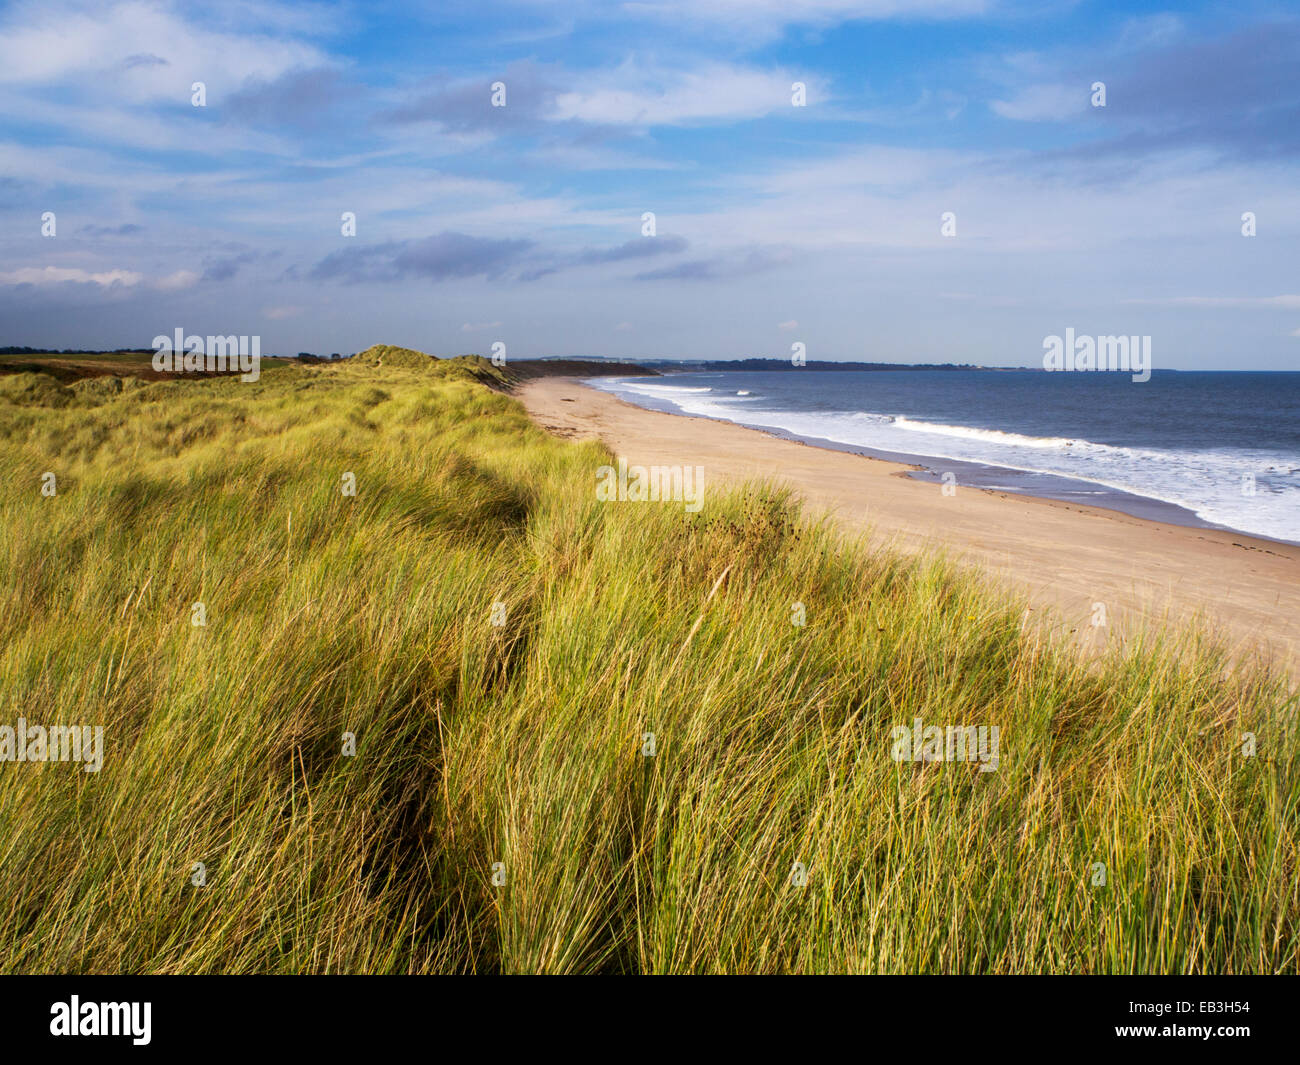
[519,376,1300,675]
[586,381,1277,542]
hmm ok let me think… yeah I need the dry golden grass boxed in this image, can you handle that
[0,353,1295,973]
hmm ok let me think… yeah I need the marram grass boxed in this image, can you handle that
[0,356,1295,974]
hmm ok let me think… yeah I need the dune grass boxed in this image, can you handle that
[0,353,1295,974]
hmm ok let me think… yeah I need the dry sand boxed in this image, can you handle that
[520,376,1300,677]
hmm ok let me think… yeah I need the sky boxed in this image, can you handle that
[0,0,1297,368]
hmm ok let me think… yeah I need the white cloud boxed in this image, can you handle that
[156,269,199,290]
[990,82,1087,121]
[551,61,815,126]
[777,319,799,330]
[0,0,328,100]
[460,320,502,332]
[263,305,303,319]
[675,144,1300,260]
[0,265,141,286]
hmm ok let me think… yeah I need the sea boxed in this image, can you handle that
[585,370,1300,546]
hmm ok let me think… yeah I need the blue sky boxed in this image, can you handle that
[0,0,1297,367]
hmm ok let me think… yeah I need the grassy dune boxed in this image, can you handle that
[0,351,1296,974]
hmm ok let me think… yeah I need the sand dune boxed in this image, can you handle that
[520,377,1300,676]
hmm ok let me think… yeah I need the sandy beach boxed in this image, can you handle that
[520,376,1300,675]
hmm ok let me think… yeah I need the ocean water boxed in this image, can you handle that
[586,370,1300,545]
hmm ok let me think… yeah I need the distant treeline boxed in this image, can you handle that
[0,347,352,360]
[508,358,658,380]
[0,346,152,355]
[639,358,985,372]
